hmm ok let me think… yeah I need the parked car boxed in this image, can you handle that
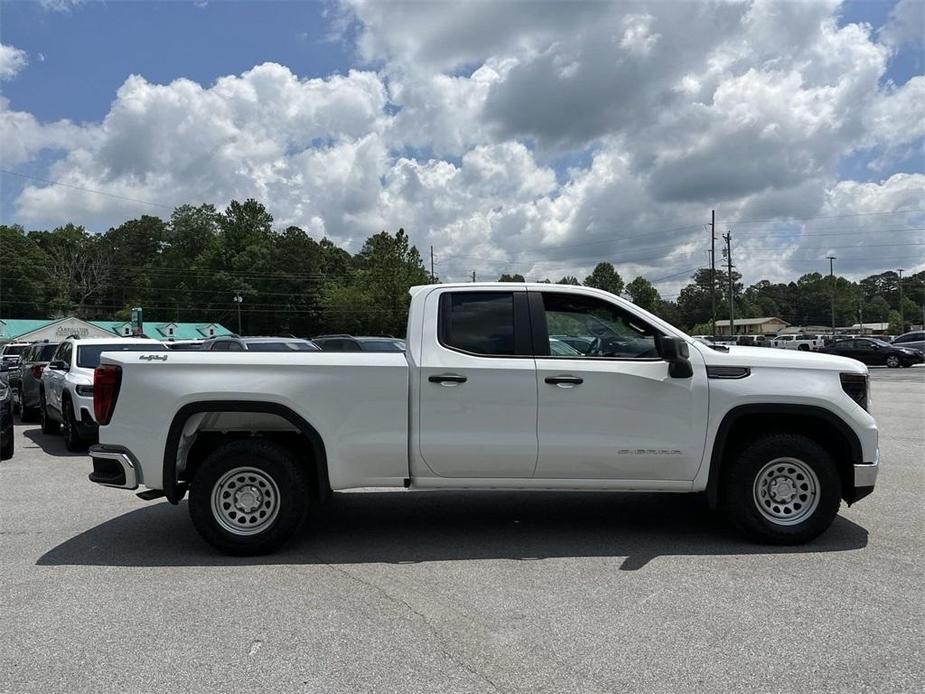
[819,337,924,368]
[312,335,406,352]
[735,335,770,347]
[12,341,60,421]
[41,337,169,451]
[90,282,878,555]
[0,380,12,460]
[201,336,321,352]
[0,341,31,368]
[164,340,204,350]
[892,331,925,353]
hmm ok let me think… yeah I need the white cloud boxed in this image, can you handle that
[5,1,925,288]
[0,43,28,81]
[879,0,925,48]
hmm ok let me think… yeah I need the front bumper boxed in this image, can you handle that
[848,451,879,505]
[88,445,139,490]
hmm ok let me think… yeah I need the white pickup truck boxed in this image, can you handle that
[771,334,826,351]
[89,283,879,555]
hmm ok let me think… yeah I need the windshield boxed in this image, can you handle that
[36,344,59,361]
[870,338,893,347]
[77,343,167,368]
[2,345,29,357]
[246,341,320,352]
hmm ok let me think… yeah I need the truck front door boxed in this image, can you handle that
[417,288,538,478]
[530,289,708,482]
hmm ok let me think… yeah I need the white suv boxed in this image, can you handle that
[40,337,167,450]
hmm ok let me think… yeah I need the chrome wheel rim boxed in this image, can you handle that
[753,457,820,526]
[211,466,280,536]
[886,356,899,367]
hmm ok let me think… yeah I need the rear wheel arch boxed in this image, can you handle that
[706,404,862,509]
[162,401,330,505]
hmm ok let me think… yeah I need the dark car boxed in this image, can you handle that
[820,337,924,368]
[1,380,13,460]
[312,335,406,352]
[202,336,321,352]
[11,341,59,421]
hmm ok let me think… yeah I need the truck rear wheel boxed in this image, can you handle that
[188,439,309,555]
[722,433,841,545]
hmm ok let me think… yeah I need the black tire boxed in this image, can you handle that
[721,432,841,545]
[18,388,36,422]
[885,355,900,368]
[40,392,60,434]
[61,398,87,452]
[1,430,12,460]
[188,439,309,555]
[798,344,809,351]
[20,400,39,423]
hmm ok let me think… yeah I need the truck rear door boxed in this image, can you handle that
[416,288,538,478]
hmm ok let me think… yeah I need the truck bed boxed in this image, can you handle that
[100,351,411,490]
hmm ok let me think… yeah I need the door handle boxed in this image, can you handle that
[428,374,468,385]
[545,376,583,386]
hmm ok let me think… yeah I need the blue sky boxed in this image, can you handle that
[0,1,352,122]
[1,0,922,284]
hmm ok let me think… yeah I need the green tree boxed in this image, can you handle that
[498,273,525,282]
[320,228,429,336]
[557,275,580,285]
[0,225,52,317]
[888,310,903,334]
[583,262,623,296]
[625,276,660,312]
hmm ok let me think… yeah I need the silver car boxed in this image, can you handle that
[892,331,925,354]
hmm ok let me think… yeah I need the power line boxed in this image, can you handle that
[0,170,176,211]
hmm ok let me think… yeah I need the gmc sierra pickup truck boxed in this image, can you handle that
[89,283,879,555]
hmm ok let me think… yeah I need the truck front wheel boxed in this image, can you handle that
[189,439,309,555]
[722,433,841,545]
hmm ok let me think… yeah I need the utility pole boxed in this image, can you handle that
[471,271,476,283]
[722,230,734,334]
[710,209,716,340]
[827,256,837,336]
[233,293,243,334]
[430,246,435,284]
[897,268,904,332]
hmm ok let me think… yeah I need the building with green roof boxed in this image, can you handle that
[0,317,232,345]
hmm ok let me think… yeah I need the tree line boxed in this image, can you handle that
[1,199,923,337]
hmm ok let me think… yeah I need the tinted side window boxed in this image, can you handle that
[540,292,658,359]
[440,292,516,356]
[210,341,229,351]
[226,341,244,352]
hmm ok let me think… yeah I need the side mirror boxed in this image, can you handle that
[656,335,693,378]
[48,360,68,371]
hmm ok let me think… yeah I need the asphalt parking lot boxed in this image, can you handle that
[1,368,923,693]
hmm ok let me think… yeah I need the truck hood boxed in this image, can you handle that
[692,342,867,374]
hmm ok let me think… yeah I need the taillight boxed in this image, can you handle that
[94,365,122,425]
[31,365,45,379]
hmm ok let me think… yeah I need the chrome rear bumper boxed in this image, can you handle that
[88,445,138,490]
